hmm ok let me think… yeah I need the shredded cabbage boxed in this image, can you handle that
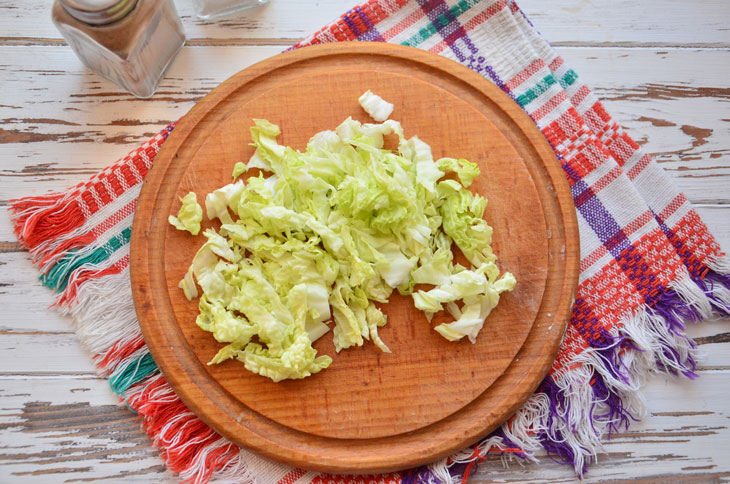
[232,161,247,179]
[358,90,394,122]
[175,93,515,382]
[168,192,203,236]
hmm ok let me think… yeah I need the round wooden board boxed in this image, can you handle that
[131,43,579,473]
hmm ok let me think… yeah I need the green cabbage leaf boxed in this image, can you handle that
[168,192,203,236]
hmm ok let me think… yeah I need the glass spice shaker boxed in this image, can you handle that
[52,0,186,98]
[192,0,268,20]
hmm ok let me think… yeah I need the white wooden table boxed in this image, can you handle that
[1,1,729,482]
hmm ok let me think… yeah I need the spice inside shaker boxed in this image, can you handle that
[52,0,186,98]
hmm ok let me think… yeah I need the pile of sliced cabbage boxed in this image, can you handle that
[170,92,515,382]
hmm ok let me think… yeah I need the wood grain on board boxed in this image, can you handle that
[0,0,728,482]
[131,42,578,472]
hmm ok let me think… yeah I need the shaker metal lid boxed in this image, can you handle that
[59,0,138,25]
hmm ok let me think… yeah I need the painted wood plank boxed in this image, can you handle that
[519,0,730,47]
[0,376,175,483]
[686,319,730,370]
[1,47,729,207]
[0,371,728,483]
[0,250,70,334]
[0,334,96,375]
[1,0,729,46]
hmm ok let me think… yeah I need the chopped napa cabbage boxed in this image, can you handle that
[168,192,203,236]
[232,161,247,179]
[436,157,480,188]
[205,180,243,225]
[358,90,394,122]
[176,96,515,382]
[415,269,516,343]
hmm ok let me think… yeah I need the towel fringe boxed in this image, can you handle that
[437,266,730,482]
[9,192,86,261]
[698,256,730,316]
[60,267,141,372]
[124,373,247,484]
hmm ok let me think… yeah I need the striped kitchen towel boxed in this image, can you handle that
[9,0,730,483]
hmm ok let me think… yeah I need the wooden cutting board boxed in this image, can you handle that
[130,42,579,473]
